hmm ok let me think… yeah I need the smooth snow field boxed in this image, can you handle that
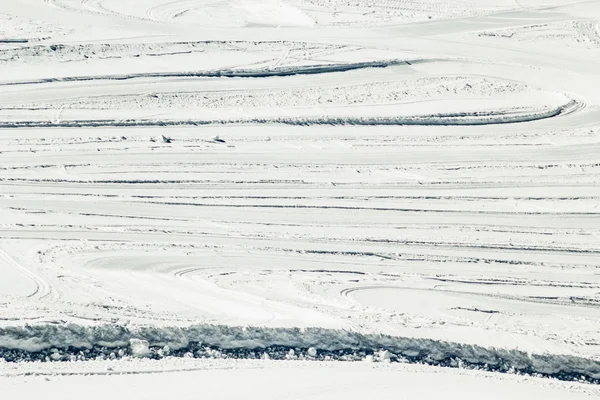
[1,0,600,397]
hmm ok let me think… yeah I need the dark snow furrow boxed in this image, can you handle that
[142,200,599,216]
[2,189,599,203]
[4,195,599,216]
[1,324,599,383]
[0,59,423,86]
[0,99,580,128]
[0,39,30,43]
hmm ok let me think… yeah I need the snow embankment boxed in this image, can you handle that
[0,324,598,383]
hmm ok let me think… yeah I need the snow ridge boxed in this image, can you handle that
[1,324,599,383]
[0,99,581,129]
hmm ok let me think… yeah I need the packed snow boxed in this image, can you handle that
[1,0,600,397]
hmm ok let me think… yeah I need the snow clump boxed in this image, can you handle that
[129,339,151,358]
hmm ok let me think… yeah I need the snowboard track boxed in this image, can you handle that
[1,324,599,384]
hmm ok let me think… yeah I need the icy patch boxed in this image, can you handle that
[0,324,599,383]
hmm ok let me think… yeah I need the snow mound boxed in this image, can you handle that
[0,324,599,383]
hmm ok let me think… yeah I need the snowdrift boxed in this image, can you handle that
[1,324,598,383]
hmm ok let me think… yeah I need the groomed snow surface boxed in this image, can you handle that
[2,0,600,398]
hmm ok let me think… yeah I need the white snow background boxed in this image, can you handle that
[1,0,600,397]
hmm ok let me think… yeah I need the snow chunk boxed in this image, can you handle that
[129,339,150,358]
[378,350,392,362]
[50,350,61,361]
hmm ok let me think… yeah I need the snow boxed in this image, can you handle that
[1,0,600,396]
[1,323,599,383]
[0,13,69,42]
[1,359,598,400]
[129,339,151,358]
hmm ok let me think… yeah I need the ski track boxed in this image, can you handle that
[2,0,600,390]
[0,58,423,86]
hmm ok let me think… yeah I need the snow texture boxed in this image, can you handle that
[2,0,600,394]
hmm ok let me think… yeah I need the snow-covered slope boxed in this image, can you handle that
[1,0,600,396]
